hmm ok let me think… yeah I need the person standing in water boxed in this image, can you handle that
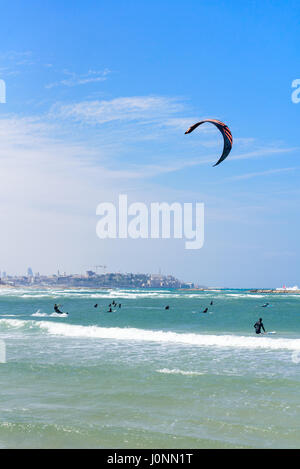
[254,318,266,335]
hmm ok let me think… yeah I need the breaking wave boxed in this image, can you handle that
[0,319,300,351]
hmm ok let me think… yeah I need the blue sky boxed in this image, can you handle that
[0,0,299,287]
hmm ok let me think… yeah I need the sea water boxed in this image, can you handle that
[0,287,299,448]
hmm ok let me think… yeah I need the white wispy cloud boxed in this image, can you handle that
[0,50,34,76]
[227,166,299,181]
[45,69,111,89]
[51,96,185,124]
[125,152,300,180]
[230,147,299,162]
[0,50,33,61]
[161,117,199,131]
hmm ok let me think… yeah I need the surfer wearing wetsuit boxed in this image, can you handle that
[254,318,265,334]
[202,307,208,313]
[54,304,63,314]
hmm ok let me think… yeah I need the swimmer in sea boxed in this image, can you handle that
[254,318,266,335]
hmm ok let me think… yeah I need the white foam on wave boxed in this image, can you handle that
[31,309,48,317]
[49,313,68,318]
[31,310,68,318]
[156,368,205,376]
[225,294,264,298]
[0,291,179,300]
[1,318,300,351]
[0,288,224,300]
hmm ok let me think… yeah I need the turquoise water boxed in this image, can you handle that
[0,287,300,449]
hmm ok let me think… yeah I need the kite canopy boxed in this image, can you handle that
[185,119,233,166]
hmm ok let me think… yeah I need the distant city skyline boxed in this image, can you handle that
[0,270,195,290]
[0,266,294,290]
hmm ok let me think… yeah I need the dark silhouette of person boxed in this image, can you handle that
[254,318,266,334]
[54,304,63,314]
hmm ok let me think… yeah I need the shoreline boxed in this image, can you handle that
[1,284,300,294]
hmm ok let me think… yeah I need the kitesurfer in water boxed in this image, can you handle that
[202,307,208,314]
[254,318,266,335]
[54,304,64,314]
[261,303,269,308]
